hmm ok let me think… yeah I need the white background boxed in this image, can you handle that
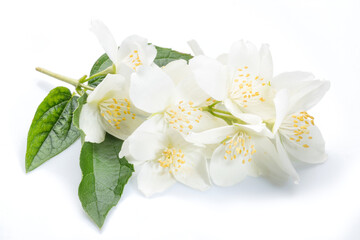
[1,0,359,239]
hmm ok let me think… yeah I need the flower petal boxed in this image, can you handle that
[259,43,273,80]
[272,89,290,133]
[127,129,166,162]
[252,136,291,183]
[280,125,326,164]
[130,65,175,113]
[119,115,166,160]
[239,98,276,122]
[172,147,210,191]
[164,60,209,105]
[272,72,330,112]
[87,74,126,104]
[117,35,156,67]
[228,40,259,74]
[118,139,137,164]
[209,143,249,186]
[162,59,189,85]
[98,105,148,140]
[233,123,274,138]
[187,39,204,56]
[272,71,315,90]
[216,53,228,65]
[136,114,167,133]
[137,161,176,197]
[79,104,106,143]
[118,136,130,158]
[143,44,157,66]
[274,134,300,183]
[186,125,237,145]
[224,98,263,124]
[189,111,228,134]
[289,80,330,113]
[190,55,228,101]
[115,63,134,83]
[90,20,118,64]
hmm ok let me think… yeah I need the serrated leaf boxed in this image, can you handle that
[88,45,193,86]
[153,45,193,67]
[25,87,80,172]
[73,93,88,144]
[88,53,113,87]
[78,134,134,228]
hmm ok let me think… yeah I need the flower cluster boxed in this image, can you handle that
[80,20,330,197]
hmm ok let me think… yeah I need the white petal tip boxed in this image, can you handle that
[293,174,300,184]
[141,191,153,198]
[261,43,270,49]
[187,39,204,56]
[199,185,211,191]
[90,19,104,31]
[84,137,104,144]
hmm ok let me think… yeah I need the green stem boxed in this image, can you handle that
[36,67,94,91]
[80,65,115,83]
[210,111,233,125]
[208,101,221,108]
[202,103,246,125]
[211,108,232,115]
[214,111,243,124]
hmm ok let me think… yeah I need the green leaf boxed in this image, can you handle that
[88,53,113,87]
[73,93,88,144]
[88,45,193,86]
[25,87,80,172]
[153,45,193,67]
[78,134,134,228]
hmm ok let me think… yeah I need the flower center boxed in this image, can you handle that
[229,66,269,108]
[164,100,203,134]
[99,98,136,130]
[158,147,185,173]
[280,111,315,148]
[126,50,142,70]
[223,132,256,164]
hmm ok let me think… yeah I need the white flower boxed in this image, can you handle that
[188,123,287,186]
[79,74,148,143]
[91,20,157,72]
[78,20,155,143]
[271,72,330,182]
[119,116,210,197]
[129,59,226,136]
[189,40,275,124]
